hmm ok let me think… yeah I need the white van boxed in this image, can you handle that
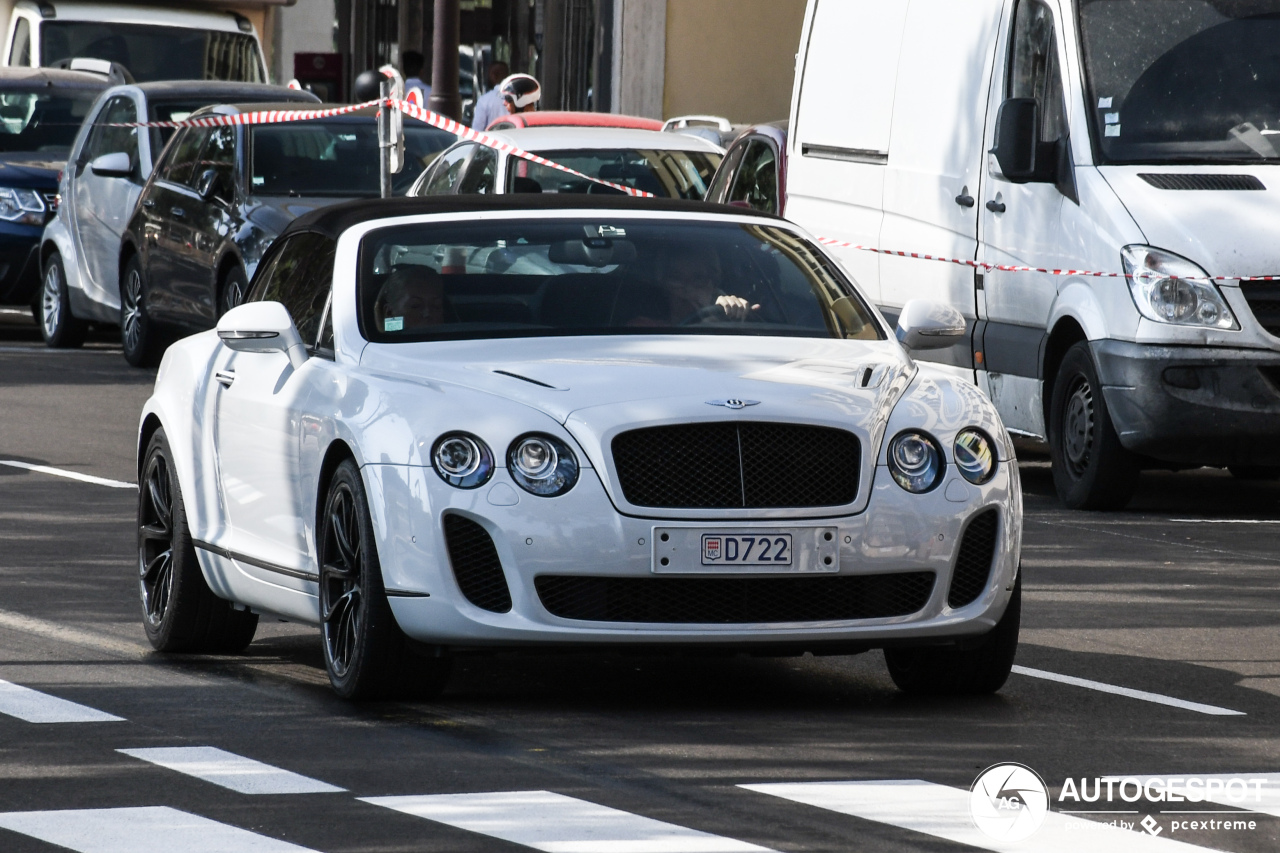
[787,0,1280,509]
[1,0,266,83]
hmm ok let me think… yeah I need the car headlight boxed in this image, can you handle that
[508,433,578,496]
[887,430,944,493]
[954,428,997,485]
[431,432,494,489]
[1121,245,1237,329]
[0,186,46,225]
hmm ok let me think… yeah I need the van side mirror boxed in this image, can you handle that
[90,151,132,178]
[896,299,967,350]
[217,301,309,369]
[992,98,1040,182]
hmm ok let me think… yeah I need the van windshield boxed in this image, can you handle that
[41,22,264,83]
[1080,1,1280,163]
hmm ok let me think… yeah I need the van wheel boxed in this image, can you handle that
[121,255,161,367]
[1048,342,1138,510]
[885,576,1021,695]
[40,252,87,348]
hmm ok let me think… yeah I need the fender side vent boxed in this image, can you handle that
[1139,173,1264,191]
[442,514,512,613]
[947,508,999,609]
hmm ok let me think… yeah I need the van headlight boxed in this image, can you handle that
[508,434,579,496]
[432,432,494,489]
[887,430,944,493]
[1121,245,1237,329]
[954,428,997,484]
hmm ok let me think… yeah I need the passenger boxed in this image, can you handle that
[374,267,447,333]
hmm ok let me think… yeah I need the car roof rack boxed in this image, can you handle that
[49,57,135,86]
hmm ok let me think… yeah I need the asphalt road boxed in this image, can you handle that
[1,308,1279,853]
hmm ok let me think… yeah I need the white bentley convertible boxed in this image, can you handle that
[137,196,1023,699]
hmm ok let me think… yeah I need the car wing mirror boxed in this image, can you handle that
[216,301,309,369]
[90,151,132,178]
[195,167,227,202]
[896,299,966,350]
[991,98,1040,183]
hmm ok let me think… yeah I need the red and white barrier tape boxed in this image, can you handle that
[116,99,384,128]
[815,236,1280,282]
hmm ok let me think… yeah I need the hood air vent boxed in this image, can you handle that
[1139,173,1264,191]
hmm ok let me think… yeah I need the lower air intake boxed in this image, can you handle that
[947,508,999,609]
[442,514,512,613]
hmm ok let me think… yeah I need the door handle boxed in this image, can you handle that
[215,369,235,388]
[954,186,975,208]
[171,207,185,218]
[142,199,155,208]
[986,200,1006,213]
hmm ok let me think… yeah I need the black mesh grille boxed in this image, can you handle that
[1242,282,1280,337]
[611,422,860,508]
[535,572,934,623]
[442,514,512,613]
[947,508,999,609]
[1139,173,1265,191]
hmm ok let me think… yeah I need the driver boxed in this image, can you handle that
[374,267,447,332]
[659,242,758,322]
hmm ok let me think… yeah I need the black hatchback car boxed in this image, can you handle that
[0,67,107,306]
[118,102,453,365]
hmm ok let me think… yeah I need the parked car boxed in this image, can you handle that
[788,0,1280,508]
[705,122,788,216]
[410,127,723,200]
[662,115,745,148]
[2,0,267,83]
[117,102,454,366]
[0,67,106,307]
[137,193,1023,701]
[38,81,320,347]
[487,111,663,132]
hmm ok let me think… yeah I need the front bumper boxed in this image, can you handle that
[365,460,1021,649]
[0,222,44,305]
[1093,340,1280,466]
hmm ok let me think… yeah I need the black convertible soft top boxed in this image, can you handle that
[281,194,783,242]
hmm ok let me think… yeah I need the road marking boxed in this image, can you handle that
[0,346,119,353]
[742,780,1216,852]
[0,679,123,723]
[1169,519,1280,524]
[0,806,319,852]
[0,460,135,489]
[1012,666,1245,716]
[118,746,346,795]
[360,790,776,852]
[1105,774,1280,818]
[0,608,148,658]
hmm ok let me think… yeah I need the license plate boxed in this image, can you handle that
[652,527,840,574]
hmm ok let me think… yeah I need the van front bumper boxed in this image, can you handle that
[1093,340,1280,467]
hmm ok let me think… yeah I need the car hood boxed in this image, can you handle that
[1100,165,1280,277]
[0,153,63,187]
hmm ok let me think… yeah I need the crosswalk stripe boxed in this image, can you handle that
[1012,666,1245,716]
[360,790,776,853]
[741,781,1218,852]
[0,679,123,723]
[117,747,346,795]
[0,806,320,852]
[1105,774,1280,818]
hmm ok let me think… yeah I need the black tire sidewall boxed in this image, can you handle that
[121,256,156,368]
[140,429,200,650]
[40,253,86,348]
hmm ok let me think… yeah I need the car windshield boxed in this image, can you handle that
[507,148,722,199]
[41,22,263,83]
[251,120,454,196]
[0,89,98,153]
[357,218,882,343]
[1080,0,1280,163]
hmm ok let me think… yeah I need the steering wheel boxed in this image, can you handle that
[678,304,728,326]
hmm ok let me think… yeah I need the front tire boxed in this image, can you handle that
[139,428,258,653]
[1048,342,1139,510]
[40,252,87,349]
[121,255,161,367]
[319,459,451,700]
[885,575,1021,695]
[218,265,249,317]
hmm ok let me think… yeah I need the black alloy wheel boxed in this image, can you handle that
[1048,342,1139,510]
[218,266,250,317]
[319,459,450,700]
[121,255,161,367]
[139,428,258,652]
[884,573,1022,695]
[40,252,87,348]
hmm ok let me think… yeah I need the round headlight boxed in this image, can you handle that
[954,428,997,485]
[431,432,494,489]
[887,430,944,493]
[508,434,578,496]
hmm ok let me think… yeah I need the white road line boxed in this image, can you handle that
[0,806,319,852]
[117,746,345,795]
[742,781,1217,852]
[0,460,135,489]
[1012,666,1245,716]
[0,679,123,723]
[1169,519,1280,524]
[360,790,776,853]
[1105,774,1280,818]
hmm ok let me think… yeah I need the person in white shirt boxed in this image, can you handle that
[470,61,509,130]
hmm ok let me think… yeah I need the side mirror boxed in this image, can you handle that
[90,151,132,178]
[991,98,1040,182]
[896,299,967,350]
[216,301,308,369]
[195,167,228,202]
